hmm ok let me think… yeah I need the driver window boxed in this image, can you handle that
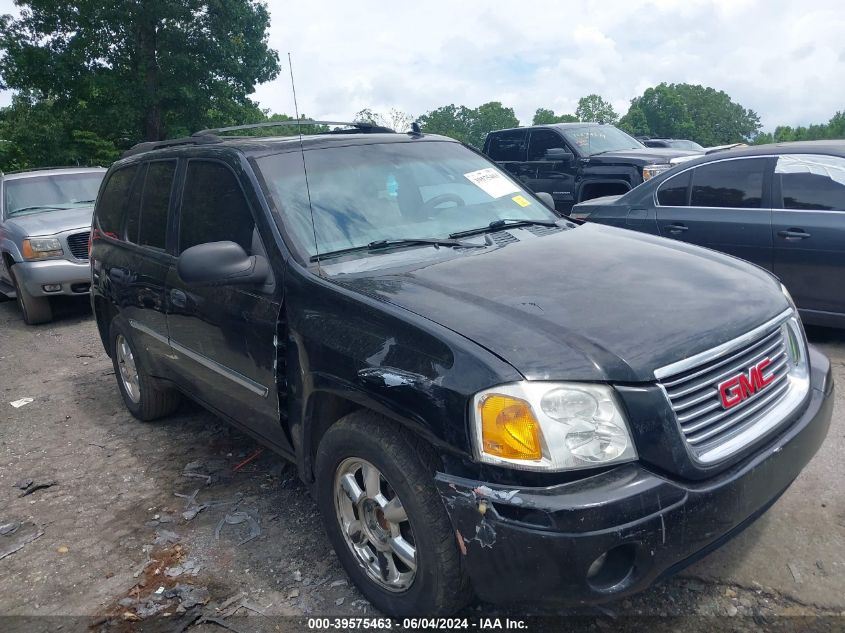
[528,130,567,161]
[179,160,255,254]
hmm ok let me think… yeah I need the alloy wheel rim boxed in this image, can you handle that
[334,457,417,592]
[116,334,141,403]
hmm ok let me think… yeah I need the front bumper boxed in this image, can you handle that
[436,346,833,607]
[13,259,91,297]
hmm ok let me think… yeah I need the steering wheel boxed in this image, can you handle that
[421,193,466,215]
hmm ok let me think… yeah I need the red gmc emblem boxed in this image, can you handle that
[718,358,776,409]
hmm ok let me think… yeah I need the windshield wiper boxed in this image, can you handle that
[8,205,66,216]
[310,237,485,262]
[449,218,561,239]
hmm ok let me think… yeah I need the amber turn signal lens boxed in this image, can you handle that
[22,240,35,259]
[479,394,542,460]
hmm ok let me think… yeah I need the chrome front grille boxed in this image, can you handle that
[66,232,89,260]
[656,310,808,463]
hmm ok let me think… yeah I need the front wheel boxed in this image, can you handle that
[315,411,471,617]
[11,266,52,325]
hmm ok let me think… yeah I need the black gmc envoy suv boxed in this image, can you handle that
[90,122,833,617]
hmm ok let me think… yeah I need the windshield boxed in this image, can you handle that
[256,141,558,258]
[4,172,104,217]
[668,140,703,150]
[561,126,644,156]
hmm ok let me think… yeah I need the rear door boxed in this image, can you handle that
[485,129,530,183]
[655,157,774,270]
[121,160,178,367]
[772,153,845,319]
[166,158,287,449]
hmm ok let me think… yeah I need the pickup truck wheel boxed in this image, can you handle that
[315,411,471,617]
[11,266,52,325]
[110,321,180,421]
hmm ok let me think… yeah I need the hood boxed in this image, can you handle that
[587,148,700,166]
[572,194,624,207]
[6,206,94,237]
[331,224,788,382]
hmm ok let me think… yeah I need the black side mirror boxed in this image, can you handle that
[177,241,269,286]
[545,148,575,163]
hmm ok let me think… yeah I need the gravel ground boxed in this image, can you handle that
[1,295,843,632]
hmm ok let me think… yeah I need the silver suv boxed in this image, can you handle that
[0,167,106,324]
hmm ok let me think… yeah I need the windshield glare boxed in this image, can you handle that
[257,141,558,258]
[562,126,644,155]
[4,172,104,217]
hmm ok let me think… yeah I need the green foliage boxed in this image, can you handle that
[619,83,761,145]
[532,108,578,125]
[575,95,618,124]
[0,94,119,170]
[418,102,519,148]
[751,110,845,145]
[0,0,280,170]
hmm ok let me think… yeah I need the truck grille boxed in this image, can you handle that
[66,232,89,260]
[656,310,808,463]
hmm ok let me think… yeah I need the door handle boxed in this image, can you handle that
[667,223,688,234]
[777,228,811,240]
[170,289,187,308]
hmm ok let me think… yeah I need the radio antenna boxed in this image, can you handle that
[288,52,321,267]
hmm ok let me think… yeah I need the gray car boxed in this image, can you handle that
[0,167,106,324]
[569,141,845,328]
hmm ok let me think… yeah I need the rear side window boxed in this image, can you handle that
[690,158,767,209]
[527,129,567,161]
[96,166,137,237]
[179,161,254,254]
[486,130,527,162]
[656,170,691,206]
[776,154,845,211]
[137,161,176,249]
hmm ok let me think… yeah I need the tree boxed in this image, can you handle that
[575,95,618,124]
[354,108,414,132]
[617,106,650,137]
[0,0,280,146]
[418,102,519,148]
[751,110,845,145]
[618,83,761,145]
[532,108,579,125]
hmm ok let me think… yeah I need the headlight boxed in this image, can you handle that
[780,283,799,313]
[642,164,672,181]
[471,382,638,471]
[22,237,63,260]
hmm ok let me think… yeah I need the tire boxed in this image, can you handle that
[110,320,181,421]
[315,410,471,617]
[11,266,52,325]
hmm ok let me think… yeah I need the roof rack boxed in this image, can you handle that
[121,134,222,158]
[120,120,397,159]
[192,119,395,136]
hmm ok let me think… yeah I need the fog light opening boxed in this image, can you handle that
[586,543,636,591]
[42,284,62,293]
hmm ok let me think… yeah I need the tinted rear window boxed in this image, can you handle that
[138,161,176,249]
[95,166,137,236]
[776,154,845,211]
[690,158,767,209]
[486,130,527,161]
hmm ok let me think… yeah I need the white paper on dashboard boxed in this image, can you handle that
[463,168,520,198]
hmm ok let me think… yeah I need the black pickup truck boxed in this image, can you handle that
[90,121,832,617]
[483,123,699,213]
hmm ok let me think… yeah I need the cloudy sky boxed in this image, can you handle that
[1,0,843,130]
